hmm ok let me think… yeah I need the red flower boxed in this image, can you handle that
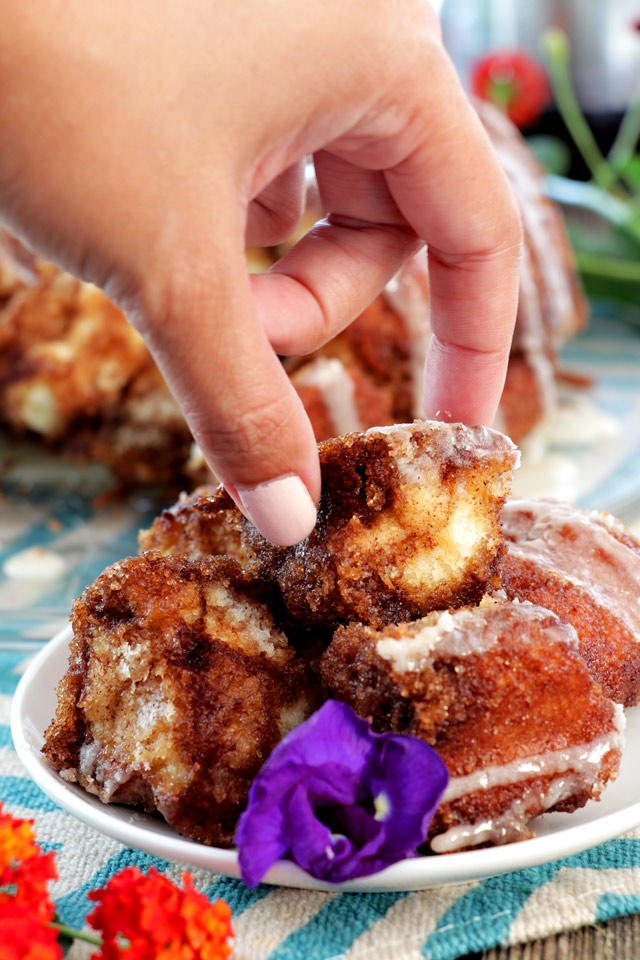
[0,902,62,960]
[0,803,61,959]
[88,867,233,960]
[471,50,551,128]
[0,804,235,959]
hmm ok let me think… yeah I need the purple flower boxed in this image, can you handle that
[235,700,449,886]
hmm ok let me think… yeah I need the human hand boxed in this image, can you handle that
[0,0,521,544]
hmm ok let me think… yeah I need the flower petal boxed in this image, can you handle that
[235,701,450,886]
[263,700,374,773]
[365,735,449,855]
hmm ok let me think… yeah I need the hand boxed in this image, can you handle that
[0,0,521,544]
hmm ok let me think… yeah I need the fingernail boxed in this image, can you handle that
[236,475,317,546]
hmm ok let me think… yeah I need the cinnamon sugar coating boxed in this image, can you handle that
[138,484,256,568]
[42,552,315,846]
[244,422,519,631]
[320,598,624,852]
[0,233,209,487]
[501,498,640,706]
[139,422,519,633]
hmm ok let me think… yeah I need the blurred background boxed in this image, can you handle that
[441,0,639,117]
[2,0,640,647]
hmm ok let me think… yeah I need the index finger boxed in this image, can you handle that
[385,51,522,426]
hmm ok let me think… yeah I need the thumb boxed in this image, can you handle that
[132,233,319,547]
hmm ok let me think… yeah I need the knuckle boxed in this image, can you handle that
[192,391,298,471]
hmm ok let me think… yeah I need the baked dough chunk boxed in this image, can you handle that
[320,597,624,853]
[138,484,256,568]
[0,232,209,487]
[42,552,314,846]
[289,356,395,442]
[501,498,640,706]
[246,421,519,630]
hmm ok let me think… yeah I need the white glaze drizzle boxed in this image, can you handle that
[503,498,640,640]
[365,421,519,484]
[442,708,624,802]
[430,774,582,854]
[492,141,574,338]
[295,356,362,435]
[3,546,67,581]
[375,600,573,673]
[431,703,624,853]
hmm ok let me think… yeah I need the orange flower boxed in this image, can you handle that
[0,902,62,960]
[471,50,551,128]
[0,804,61,959]
[88,867,233,960]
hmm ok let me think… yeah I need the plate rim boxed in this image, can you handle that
[11,625,640,893]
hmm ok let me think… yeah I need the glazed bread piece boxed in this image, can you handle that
[320,597,624,853]
[286,252,430,428]
[138,484,257,569]
[245,421,519,631]
[289,356,395,442]
[0,232,209,488]
[475,99,587,348]
[501,498,640,706]
[42,553,314,846]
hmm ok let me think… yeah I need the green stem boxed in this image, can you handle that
[575,250,640,281]
[608,72,640,176]
[543,28,622,194]
[546,174,640,244]
[51,921,102,947]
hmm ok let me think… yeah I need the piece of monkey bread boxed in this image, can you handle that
[244,421,520,630]
[501,497,640,706]
[42,552,315,846]
[321,596,624,853]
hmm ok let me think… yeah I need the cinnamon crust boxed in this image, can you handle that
[320,597,624,852]
[43,552,315,846]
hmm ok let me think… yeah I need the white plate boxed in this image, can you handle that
[11,626,640,893]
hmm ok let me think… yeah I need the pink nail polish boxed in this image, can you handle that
[236,475,317,546]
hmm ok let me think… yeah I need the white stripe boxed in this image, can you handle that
[0,746,30,777]
[231,888,337,960]
[66,940,95,960]
[509,865,640,944]
[340,883,481,960]
[162,861,221,892]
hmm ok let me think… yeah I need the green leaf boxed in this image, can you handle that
[618,153,640,192]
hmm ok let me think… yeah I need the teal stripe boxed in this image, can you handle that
[267,891,407,960]
[0,775,60,812]
[0,653,29,694]
[55,849,169,928]
[40,840,64,855]
[422,840,640,960]
[596,892,640,922]
[204,877,273,916]
[422,863,564,960]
